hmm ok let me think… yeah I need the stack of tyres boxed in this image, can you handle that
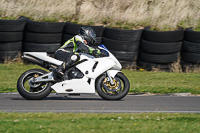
[102,27,143,69]
[181,28,200,71]
[0,17,26,63]
[24,20,65,57]
[63,22,104,48]
[138,27,183,71]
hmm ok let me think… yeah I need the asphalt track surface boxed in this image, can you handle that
[0,93,200,113]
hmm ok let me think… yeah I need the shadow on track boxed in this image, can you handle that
[11,96,104,101]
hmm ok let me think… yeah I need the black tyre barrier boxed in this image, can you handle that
[140,40,182,54]
[93,37,102,46]
[103,27,143,41]
[62,34,74,44]
[0,51,21,61]
[25,20,65,33]
[25,32,62,43]
[181,61,200,72]
[142,27,184,43]
[102,37,139,52]
[182,41,200,53]
[119,61,137,69]
[0,32,23,42]
[24,20,64,55]
[137,61,172,71]
[0,41,22,51]
[138,52,179,63]
[64,22,104,37]
[23,43,61,52]
[184,28,200,43]
[0,17,26,32]
[0,17,26,62]
[110,50,138,61]
[0,17,200,72]
[181,52,200,64]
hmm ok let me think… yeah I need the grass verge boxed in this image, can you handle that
[0,112,200,133]
[0,63,199,94]
[123,69,200,94]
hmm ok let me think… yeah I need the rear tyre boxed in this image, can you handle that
[96,73,130,100]
[17,69,52,100]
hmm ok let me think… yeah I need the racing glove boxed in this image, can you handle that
[92,49,101,56]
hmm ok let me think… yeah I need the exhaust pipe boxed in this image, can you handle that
[22,54,43,65]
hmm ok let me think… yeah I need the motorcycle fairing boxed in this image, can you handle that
[23,52,63,66]
[76,58,116,79]
[51,78,96,94]
[51,70,120,94]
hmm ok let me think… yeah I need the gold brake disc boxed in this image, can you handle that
[103,78,119,91]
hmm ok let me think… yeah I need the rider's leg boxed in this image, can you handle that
[54,50,80,78]
[55,49,71,62]
[56,54,80,77]
[54,50,71,78]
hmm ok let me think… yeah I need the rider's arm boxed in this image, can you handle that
[75,35,90,53]
[75,35,101,55]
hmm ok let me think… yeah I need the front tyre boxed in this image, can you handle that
[96,73,130,100]
[17,69,53,100]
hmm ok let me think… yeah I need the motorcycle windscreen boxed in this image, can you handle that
[98,45,109,57]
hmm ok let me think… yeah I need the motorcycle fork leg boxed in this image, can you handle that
[106,71,115,85]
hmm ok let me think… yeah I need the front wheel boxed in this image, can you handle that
[96,73,130,100]
[17,69,53,100]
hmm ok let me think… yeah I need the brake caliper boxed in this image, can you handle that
[34,74,39,78]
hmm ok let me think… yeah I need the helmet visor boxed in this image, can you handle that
[90,30,96,42]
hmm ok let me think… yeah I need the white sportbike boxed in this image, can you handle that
[17,45,130,100]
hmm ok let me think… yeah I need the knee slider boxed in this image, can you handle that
[70,54,80,62]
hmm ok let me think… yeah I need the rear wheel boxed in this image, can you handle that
[96,73,130,100]
[17,69,52,100]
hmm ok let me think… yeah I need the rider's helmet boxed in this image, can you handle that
[78,27,96,45]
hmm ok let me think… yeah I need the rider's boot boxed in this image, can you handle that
[53,61,75,79]
[56,65,65,77]
[53,54,80,80]
[53,63,65,81]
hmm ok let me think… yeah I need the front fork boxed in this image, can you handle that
[106,71,115,85]
[106,70,121,85]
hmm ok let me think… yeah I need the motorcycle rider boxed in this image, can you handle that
[54,26,101,79]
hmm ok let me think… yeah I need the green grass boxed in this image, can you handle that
[0,63,200,94]
[0,112,200,133]
[0,63,42,92]
[123,70,200,94]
